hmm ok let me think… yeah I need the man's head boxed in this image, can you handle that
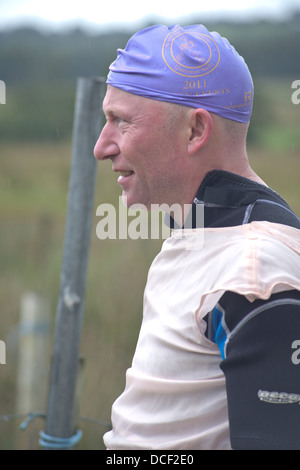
[94,24,254,210]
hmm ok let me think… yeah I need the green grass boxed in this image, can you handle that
[249,149,300,216]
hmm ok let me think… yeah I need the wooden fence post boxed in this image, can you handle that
[41,77,105,449]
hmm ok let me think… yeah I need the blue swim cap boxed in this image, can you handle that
[107,24,254,123]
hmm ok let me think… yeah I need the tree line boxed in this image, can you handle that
[0,14,299,142]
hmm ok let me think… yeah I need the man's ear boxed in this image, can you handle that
[188,108,213,155]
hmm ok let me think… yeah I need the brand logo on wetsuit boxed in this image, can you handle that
[258,390,300,405]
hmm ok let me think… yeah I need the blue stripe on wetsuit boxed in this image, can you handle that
[211,306,227,360]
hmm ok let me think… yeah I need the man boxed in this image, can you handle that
[94,24,300,450]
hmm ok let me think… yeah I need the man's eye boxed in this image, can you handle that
[116,118,128,129]
[105,114,126,124]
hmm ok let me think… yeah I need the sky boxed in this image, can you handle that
[0,0,299,32]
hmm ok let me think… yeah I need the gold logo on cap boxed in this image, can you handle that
[244,91,252,102]
[162,27,220,78]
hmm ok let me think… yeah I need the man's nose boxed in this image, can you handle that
[94,123,119,161]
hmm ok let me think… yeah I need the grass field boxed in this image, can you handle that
[0,80,299,449]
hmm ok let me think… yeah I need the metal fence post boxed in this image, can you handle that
[42,77,105,449]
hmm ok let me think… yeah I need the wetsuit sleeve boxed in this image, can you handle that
[210,289,300,450]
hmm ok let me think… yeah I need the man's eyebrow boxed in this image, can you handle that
[102,108,117,122]
[102,104,112,116]
[104,109,113,117]
[102,103,120,116]
[103,106,131,122]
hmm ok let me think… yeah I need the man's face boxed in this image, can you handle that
[94,86,189,209]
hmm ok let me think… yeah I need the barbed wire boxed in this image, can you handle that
[0,410,110,448]
[0,411,110,429]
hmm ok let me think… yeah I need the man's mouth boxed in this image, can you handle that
[117,170,135,184]
[120,171,134,177]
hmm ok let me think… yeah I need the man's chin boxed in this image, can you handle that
[122,194,149,211]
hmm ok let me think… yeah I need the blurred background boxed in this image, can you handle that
[0,0,299,450]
